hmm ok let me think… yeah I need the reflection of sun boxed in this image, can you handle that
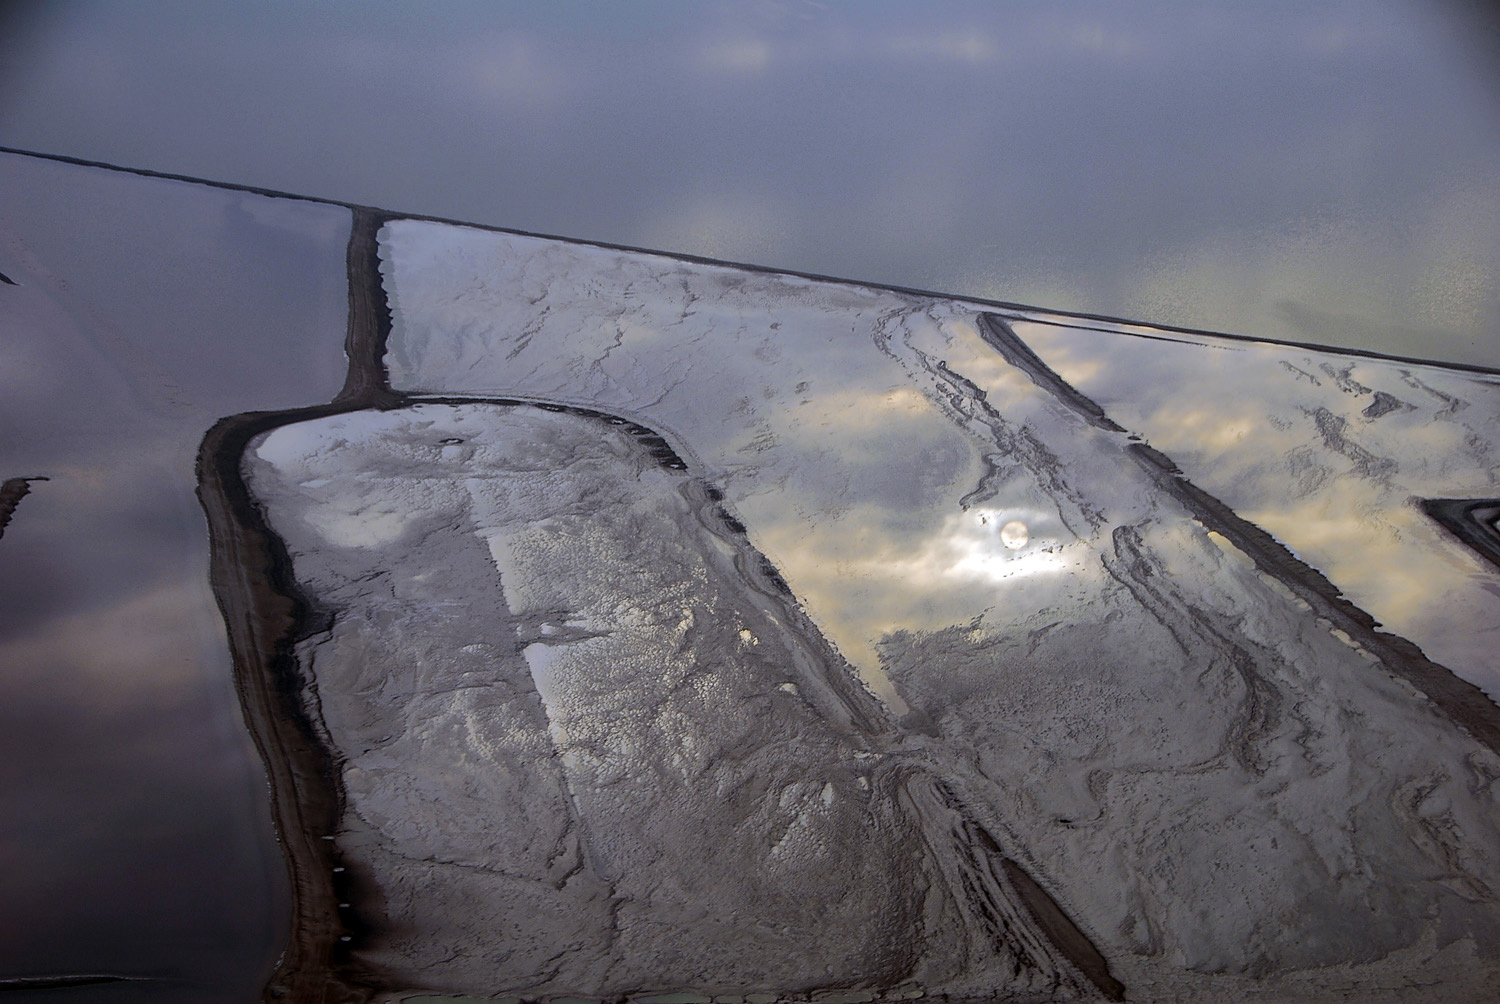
[999,520,1029,550]
[948,509,1070,583]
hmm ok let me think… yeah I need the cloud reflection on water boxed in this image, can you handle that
[376,217,1500,995]
[1013,315,1500,700]
[0,152,349,993]
[380,220,1156,714]
[3,2,1495,365]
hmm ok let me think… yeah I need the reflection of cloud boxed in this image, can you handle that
[1066,22,1145,58]
[692,25,1011,75]
[0,151,354,990]
[0,570,276,983]
[447,32,574,109]
[699,36,775,72]
[0,577,225,692]
[1117,176,1500,367]
[30,27,133,100]
[945,509,1072,583]
[380,215,1500,732]
[1021,316,1500,699]
[298,28,577,112]
[829,506,1077,591]
[692,16,1171,76]
[889,30,1001,64]
[383,221,1126,714]
[238,190,351,242]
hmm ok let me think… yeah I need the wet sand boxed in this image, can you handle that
[240,400,1123,1000]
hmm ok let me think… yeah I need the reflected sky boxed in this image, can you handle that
[5,144,1498,996]
[381,214,1500,716]
[1014,313,1500,700]
[0,153,349,994]
[240,404,962,994]
[1,1,1496,366]
[379,220,1166,710]
[376,219,1500,993]
[4,4,1500,995]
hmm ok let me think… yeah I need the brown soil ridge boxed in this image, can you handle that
[197,206,405,1002]
[335,209,402,408]
[1000,859,1125,1001]
[197,404,382,1003]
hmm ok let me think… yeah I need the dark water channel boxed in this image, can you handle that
[0,152,349,1001]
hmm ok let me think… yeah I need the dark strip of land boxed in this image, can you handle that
[0,975,151,993]
[335,210,402,408]
[1001,859,1124,1001]
[196,206,401,1003]
[198,403,386,1004]
[0,476,47,540]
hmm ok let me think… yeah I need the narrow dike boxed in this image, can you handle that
[196,206,402,1003]
[198,403,381,1002]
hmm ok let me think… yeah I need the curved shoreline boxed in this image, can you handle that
[198,403,382,1002]
[196,206,401,1001]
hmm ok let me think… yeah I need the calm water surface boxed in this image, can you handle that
[1,1,1496,366]
[1,2,1498,996]
[0,152,348,1000]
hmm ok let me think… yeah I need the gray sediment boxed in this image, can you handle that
[199,203,1125,999]
[200,207,1497,1003]
[239,398,1125,1001]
